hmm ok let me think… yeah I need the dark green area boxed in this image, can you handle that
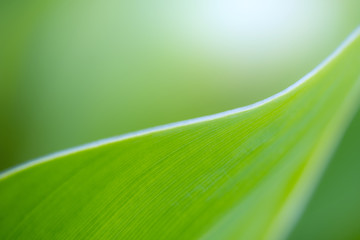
[289,109,360,240]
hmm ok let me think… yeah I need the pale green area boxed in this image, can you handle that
[1,30,359,239]
[1,0,360,169]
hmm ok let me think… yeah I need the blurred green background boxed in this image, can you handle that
[1,0,359,239]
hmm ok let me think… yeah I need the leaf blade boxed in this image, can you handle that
[1,27,360,240]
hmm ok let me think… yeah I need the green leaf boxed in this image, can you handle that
[1,28,360,240]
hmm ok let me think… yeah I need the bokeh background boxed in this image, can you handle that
[1,0,359,239]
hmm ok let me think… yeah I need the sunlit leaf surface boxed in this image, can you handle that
[0,28,359,240]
